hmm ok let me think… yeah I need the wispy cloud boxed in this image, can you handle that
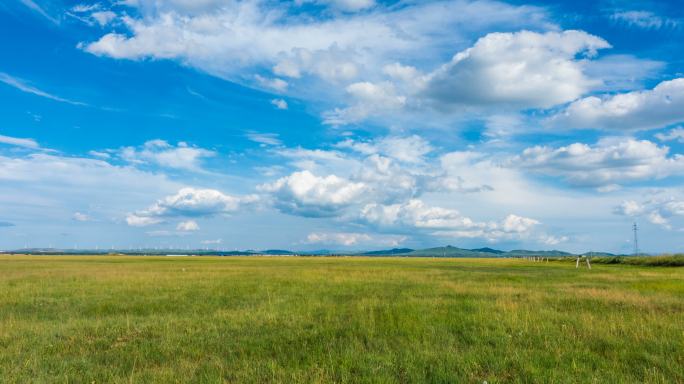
[20,0,59,24]
[0,134,40,149]
[0,72,86,106]
[246,132,282,146]
[610,10,679,30]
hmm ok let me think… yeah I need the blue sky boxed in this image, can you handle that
[1,0,684,253]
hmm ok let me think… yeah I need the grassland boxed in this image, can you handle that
[583,255,684,267]
[0,256,683,383]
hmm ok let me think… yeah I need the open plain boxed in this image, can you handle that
[1,255,683,383]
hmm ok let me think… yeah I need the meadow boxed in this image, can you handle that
[0,255,682,383]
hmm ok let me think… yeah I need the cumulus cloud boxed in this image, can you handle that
[80,0,556,125]
[614,200,645,216]
[324,81,406,125]
[614,194,684,230]
[259,170,366,217]
[118,140,215,171]
[126,187,258,226]
[177,220,200,231]
[274,137,436,205]
[0,134,40,149]
[270,98,288,110]
[501,214,540,233]
[423,30,609,109]
[514,138,684,187]
[360,199,540,241]
[265,136,627,246]
[322,29,615,124]
[361,199,480,229]
[549,78,684,131]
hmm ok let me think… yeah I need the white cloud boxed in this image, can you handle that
[0,153,182,232]
[201,238,222,245]
[583,54,664,92]
[514,138,684,187]
[306,232,369,246]
[360,199,540,241]
[246,132,282,146]
[322,30,615,125]
[361,199,480,229]
[255,75,288,92]
[382,62,422,85]
[0,134,40,149]
[88,150,111,159]
[91,11,117,26]
[127,187,259,226]
[81,0,553,97]
[272,46,360,83]
[614,194,684,230]
[118,140,215,171]
[664,200,684,216]
[501,214,539,233]
[0,72,86,106]
[71,4,100,13]
[259,170,366,217]
[273,147,357,175]
[273,138,435,205]
[126,215,162,227]
[177,220,200,231]
[324,81,406,125]
[422,30,610,109]
[270,98,288,110]
[655,127,684,143]
[20,0,59,24]
[539,234,569,245]
[597,184,621,193]
[72,212,91,222]
[335,135,432,164]
[611,11,679,30]
[614,200,645,216]
[647,211,670,228]
[305,231,405,247]
[550,78,684,131]
[296,0,376,13]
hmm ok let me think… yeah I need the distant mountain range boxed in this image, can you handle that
[360,245,576,257]
[3,245,621,257]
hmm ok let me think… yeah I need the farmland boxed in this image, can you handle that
[1,255,683,383]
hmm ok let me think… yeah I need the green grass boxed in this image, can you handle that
[583,255,684,267]
[1,256,683,383]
